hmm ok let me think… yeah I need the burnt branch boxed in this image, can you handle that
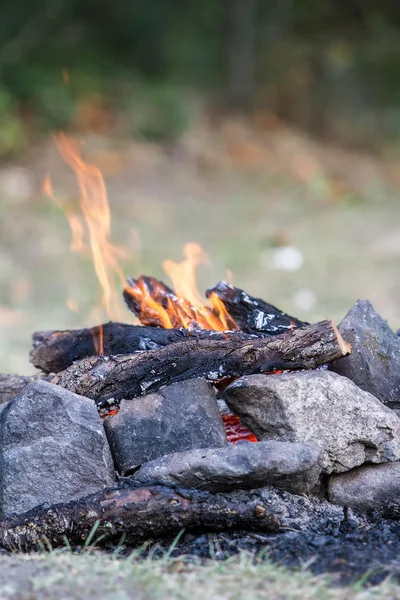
[52,321,351,409]
[0,485,280,551]
[206,281,308,334]
[30,324,260,374]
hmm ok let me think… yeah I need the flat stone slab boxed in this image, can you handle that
[329,462,400,516]
[224,371,400,474]
[329,300,400,409]
[134,440,322,494]
[0,380,115,519]
[104,378,227,475]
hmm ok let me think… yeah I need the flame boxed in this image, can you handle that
[45,135,236,337]
[45,134,127,323]
[124,244,238,331]
[44,134,130,355]
[43,174,85,253]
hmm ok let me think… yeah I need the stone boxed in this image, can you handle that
[224,371,400,474]
[0,380,115,519]
[329,463,400,515]
[134,440,322,494]
[103,378,228,475]
[329,300,400,409]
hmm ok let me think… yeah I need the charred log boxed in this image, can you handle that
[52,320,351,409]
[124,275,237,330]
[30,324,260,374]
[0,484,280,551]
[0,374,49,406]
[206,281,308,334]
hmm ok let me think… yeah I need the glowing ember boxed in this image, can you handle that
[222,414,258,444]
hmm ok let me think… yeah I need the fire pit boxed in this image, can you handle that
[1,135,400,580]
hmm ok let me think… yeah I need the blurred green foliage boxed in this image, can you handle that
[0,0,399,156]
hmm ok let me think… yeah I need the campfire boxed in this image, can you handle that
[1,135,400,554]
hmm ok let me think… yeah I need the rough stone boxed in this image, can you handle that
[134,440,322,494]
[104,378,228,475]
[329,300,400,409]
[224,371,400,474]
[0,380,115,519]
[328,462,400,515]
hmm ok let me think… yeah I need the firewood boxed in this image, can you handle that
[124,275,237,330]
[30,324,260,374]
[206,281,307,334]
[0,374,49,406]
[52,321,351,409]
[0,484,280,551]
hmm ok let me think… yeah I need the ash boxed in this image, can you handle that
[124,488,400,586]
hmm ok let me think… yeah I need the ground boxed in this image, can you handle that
[1,551,400,600]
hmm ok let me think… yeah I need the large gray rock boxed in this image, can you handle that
[0,380,115,519]
[224,371,400,474]
[329,300,400,409]
[329,463,400,515]
[134,440,322,494]
[104,378,227,475]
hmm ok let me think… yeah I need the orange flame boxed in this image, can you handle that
[44,134,129,354]
[124,244,238,332]
[45,135,236,339]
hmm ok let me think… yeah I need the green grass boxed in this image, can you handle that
[0,551,397,600]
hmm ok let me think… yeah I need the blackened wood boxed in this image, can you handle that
[30,324,259,374]
[0,374,48,406]
[123,275,237,330]
[206,281,308,334]
[0,485,280,551]
[52,321,351,409]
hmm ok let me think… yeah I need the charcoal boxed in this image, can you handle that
[133,440,322,495]
[224,371,400,474]
[329,300,400,409]
[0,380,115,519]
[103,378,228,474]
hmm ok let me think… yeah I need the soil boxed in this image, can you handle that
[130,488,400,586]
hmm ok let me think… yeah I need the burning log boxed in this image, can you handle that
[0,484,280,551]
[30,324,260,374]
[206,281,307,334]
[123,275,238,330]
[52,321,351,409]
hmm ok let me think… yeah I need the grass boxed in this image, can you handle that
[0,550,398,600]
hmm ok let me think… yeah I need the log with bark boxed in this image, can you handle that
[206,281,308,334]
[52,320,351,409]
[30,323,262,374]
[0,484,280,551]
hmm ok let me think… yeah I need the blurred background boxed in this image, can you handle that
[0,0,400,373]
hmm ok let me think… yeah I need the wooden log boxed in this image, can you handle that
[206,281,308,334]
[123,275,238,330]
[52,321,351,409]
[0,374,48,406]
[30,324,260,374]
[0,484,280,551]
